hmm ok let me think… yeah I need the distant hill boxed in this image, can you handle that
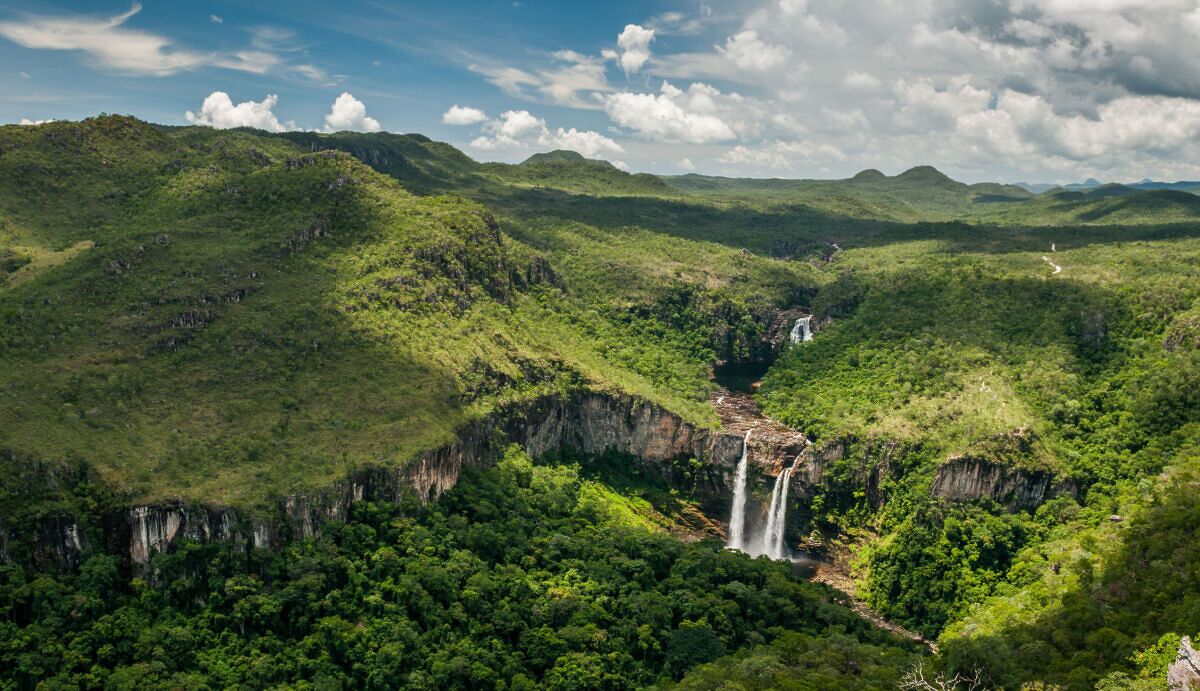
[520,149,588,165]
[1017,177,1200,195]
[482,150,673,196]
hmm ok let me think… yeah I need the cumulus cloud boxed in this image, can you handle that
[615,24,655,74]
[468,109,624,159]
[442,105,488,125]
[324,92,381,132]
[464,0,1200,179]
[720,139,846,169]
[603,81,739,143]
[718,30,792,72]
[844,71,881,91]
[0,3,278,76]
[186,92,293,132]
[18,118,54,126]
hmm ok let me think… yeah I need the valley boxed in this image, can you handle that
[1,117,1198,689]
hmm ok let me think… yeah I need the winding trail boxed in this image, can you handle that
[1042,243,1062,275]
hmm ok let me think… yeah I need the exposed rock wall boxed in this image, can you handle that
[931,457,1076,512]
[14,389,749,574]
[1170,637,1200,691]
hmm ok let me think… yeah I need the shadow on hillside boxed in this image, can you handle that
[847,220,1200,257]
[467,186,1200,261]
[472,186,900,257]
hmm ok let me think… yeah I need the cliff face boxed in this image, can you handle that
[1170,637,1200,690]
[14,390,748,574]
[930,457,1076,512]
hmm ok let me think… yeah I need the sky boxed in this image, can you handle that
[4,0,1200,184]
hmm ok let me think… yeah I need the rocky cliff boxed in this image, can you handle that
[12,389,749,574]
[930,428,1075,512]
[931,457,1076,512]
[1170,637,1200,691]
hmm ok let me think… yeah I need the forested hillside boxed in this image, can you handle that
[2,116,1198,689]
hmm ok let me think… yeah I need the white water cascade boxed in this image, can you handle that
[789,316,813,344]
[726,429,754,550]
[756,462,797,559]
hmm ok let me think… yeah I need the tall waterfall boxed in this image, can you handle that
[789,316,813,344]
[726,429,754,550]
[756,462,797,559]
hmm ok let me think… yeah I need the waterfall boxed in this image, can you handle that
[789,316,813,344]
[755,462,796,559]
[726,429,754,550]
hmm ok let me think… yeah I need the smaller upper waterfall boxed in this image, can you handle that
[789,316,813,344]
[726,429,754,550]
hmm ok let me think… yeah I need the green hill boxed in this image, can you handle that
[3,115,1200,689]
[0,117,813,509]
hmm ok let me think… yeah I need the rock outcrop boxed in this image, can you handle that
[931,457,1076,512]
[1170,637,1200,690]
[711,392,808,475]
[930,429,1075,512]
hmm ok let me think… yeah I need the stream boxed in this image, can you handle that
[709,318,936,650]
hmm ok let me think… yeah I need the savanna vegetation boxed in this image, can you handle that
[2,115,1199,689]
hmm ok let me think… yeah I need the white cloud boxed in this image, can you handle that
[468,109,624,159]
[677,157,696,170]
[209,15,223,24]
[291,64,330,83]
[465,0,1200,179]
[616,24,655,74]
[603,81,739,143]
[442,105,488,125]
[19,71,30,79]
[18,118,54,126]
[324,92,381,132]
[185,92,293,132]
[0,3,277,76]
[843,70,881,91]
[471,54,610,109]
[720,139,845,169]
[718,30,792,72]
[720,145,790,168]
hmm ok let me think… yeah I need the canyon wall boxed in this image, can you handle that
[931,457,1077,511]
[6,390,748,574]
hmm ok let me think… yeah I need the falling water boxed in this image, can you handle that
[726,429,754,550]
[789,316,813,344]
[755,462,797,559]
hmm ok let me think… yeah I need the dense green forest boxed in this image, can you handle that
[0,448,916,689]
[2,116,1199,689]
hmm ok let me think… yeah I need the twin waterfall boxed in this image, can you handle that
[725,315,814,560]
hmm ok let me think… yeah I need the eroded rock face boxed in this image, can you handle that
[1169,637,1200,690]
[32,514,86,572]
[931,457,1075,512]
[128,505,240,565]
[90,390,750,571]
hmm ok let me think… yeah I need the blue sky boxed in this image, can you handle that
[6,1,1200,183]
